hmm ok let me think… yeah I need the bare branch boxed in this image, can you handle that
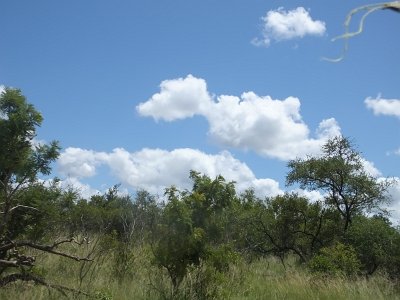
[0,273,91,297]
[323,1,400,62]
[7,205,40,214]
[0,239,93,262]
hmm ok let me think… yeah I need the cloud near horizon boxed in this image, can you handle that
[58,147,283,198]
[57,146,400,222]
[252,7,326,47]
[137,75,341,160]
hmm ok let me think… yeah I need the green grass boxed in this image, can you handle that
[1,244,399,300]
[228,257,399,300]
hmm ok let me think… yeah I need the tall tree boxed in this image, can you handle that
[0,88,90,293]
[286,136,390,232]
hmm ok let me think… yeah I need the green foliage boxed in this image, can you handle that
[153,188,206,291]
[308,242,361,277]
[346,215,400,276]
[185,262,227,300]
[152,173,240,296]
[0,89,57,240]
[242,193,340,263]
[205,244,240,273]
[1,88,399,298]
[0,88,94,295]
[287,136,390,232]
[94,290,114,300]
[0,88,59,185]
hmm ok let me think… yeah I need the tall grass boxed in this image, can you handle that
[1,242,399,300]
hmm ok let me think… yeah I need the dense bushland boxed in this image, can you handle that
[1,88,400,299]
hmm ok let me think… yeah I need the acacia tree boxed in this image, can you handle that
[0,88,90,293]
[286,136,390,232]
[242,193,341,265]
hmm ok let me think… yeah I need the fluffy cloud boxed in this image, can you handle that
[365,96,400,118]
[252,7,326,47]
[57,147,283,198]
[137,75,211,121]
[57,146,399,223]
[58,148,108,178]
[137,75,341,160]
[294,189,324,203]
[361,159,382,177]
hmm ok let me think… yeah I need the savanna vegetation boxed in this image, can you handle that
[1,88,400,299]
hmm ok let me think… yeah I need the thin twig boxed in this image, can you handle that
[323,1,400,62]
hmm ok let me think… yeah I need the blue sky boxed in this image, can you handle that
[1,1,399,217]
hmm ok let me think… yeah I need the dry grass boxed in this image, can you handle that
[1,244,399,300]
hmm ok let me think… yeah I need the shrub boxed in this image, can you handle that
[308,242,361,277]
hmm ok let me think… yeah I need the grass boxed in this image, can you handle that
[1,242,399,300]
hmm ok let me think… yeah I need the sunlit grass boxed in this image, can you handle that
[1,245,399,300]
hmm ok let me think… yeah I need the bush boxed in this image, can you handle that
[308,242,361,277]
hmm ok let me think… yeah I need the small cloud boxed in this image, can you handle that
[365,95,400,118]
[253,7,326,47]
[136,75,211,121]
[386,148,400,156]
[294,189,324,203]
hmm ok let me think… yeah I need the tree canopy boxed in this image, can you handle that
[286,136,390,231]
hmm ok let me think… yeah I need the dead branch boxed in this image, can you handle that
[0,238,93,267]
[324,1,400,62]
[0,273,91,297]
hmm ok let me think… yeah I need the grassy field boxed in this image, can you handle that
[1,242,399,300]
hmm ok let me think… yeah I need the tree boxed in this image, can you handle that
[185,170,237,245]
[242,193,340,264]
[152,173,239,298]
[153,187,206,296]
[308,242,361,277]
[286,136,390,232]
[346,215,400,277]
[0,88,90,293]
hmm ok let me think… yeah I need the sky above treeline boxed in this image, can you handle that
[1,1,399,221]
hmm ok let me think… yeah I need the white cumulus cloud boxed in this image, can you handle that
[137,75,341,160]
[137,75,211,121]
[365,96,400,118]
[361,159,382,177]
[252,7,326,47]
[58,148,108,178]
[57,147,283,198]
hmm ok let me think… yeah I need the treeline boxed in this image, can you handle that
[1,88,400,299]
